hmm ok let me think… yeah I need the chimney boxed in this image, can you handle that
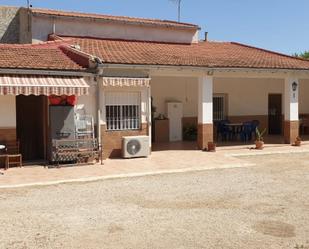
[204,32,208,41]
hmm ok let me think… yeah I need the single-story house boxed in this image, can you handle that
[1,7,309,162]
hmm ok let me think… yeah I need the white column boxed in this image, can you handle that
[198,75,213,124]
[284,76,299,143]
[284,77,299,121]
[197,75,213,149]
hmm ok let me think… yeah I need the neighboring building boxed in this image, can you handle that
[1,6,309,161]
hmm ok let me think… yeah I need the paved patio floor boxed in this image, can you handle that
[1,141,309,188]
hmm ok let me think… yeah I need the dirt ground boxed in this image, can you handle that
[0,153,308,249]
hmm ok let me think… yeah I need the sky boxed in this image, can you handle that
[1,0,309,55]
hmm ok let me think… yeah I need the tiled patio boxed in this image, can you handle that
[1,139,309,188]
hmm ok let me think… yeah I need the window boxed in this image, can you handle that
[105,92,141,131]
[213,94,227,121]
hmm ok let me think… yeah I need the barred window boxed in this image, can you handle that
[213,94,227,121]
[105,92,141,131]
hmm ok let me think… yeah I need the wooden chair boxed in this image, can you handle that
[5,141,22,170]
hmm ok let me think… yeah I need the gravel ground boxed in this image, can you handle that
[0,153,309,249]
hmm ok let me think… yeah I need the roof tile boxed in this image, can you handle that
[65,36,309,70]
[0,41,85,71]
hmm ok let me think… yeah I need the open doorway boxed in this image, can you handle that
[16,95,48,162]
[268,94,282,135]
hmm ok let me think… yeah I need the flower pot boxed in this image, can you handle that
[293,140,301,147]
[255,140,264,150]
[49,95,62,105]
[67,95,77,106]
[207,142,216,152]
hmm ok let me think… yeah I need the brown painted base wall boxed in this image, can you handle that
[101,124,148,159]
[197,123,213,150]
[0,128,16,142]
[300,114,309,135]
[182,117,198,128]
[228,115,269,132]
[284,121,299,144]
[154,119,169,143]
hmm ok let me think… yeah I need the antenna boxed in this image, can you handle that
[169,0,182,22]
[26,0,32,8]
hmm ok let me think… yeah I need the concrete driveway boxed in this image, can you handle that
[1,141,309,188]
[0,152,308,248]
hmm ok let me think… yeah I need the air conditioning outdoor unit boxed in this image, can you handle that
[122,136,150,158]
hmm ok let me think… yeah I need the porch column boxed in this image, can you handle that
[284,77,299,143]
[197,75,213,150]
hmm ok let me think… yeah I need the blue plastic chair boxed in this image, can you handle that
[240,122,253,142]
[217,120,231,141]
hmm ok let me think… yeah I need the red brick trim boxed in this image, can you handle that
[0,128,16,142]
[197,123,213,150]
[284,120,299,144]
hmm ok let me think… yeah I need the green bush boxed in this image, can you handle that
[183,125,197,141]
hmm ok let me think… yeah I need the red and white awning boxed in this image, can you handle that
[0,75,89,96]
[102,77,150,87]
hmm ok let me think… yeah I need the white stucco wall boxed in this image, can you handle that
[151,76,289,118]
[214,77,285,116]
[151,76,198,118]
[299,79,309,114]
[76,77,97,122]
[0,95,16,127]
[32,16,199,44]
[99,85,150,125]
[80,75,309,128]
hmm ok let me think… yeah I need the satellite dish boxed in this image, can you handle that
[127,139,142,155]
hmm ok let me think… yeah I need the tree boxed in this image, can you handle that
[293,51,309,60]
[169,0,182,22]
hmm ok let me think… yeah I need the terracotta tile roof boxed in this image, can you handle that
[0,41,86,71]
[32,8,199,30]
[64,36,309,70]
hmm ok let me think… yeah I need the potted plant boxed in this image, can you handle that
[183,124,197,141]
[293,136,302,146]
[255,127,266,150]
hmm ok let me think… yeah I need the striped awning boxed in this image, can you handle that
[0,75,89,96]
[102,77,150,87]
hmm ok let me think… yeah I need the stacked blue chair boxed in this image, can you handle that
[240,122,253,142]
[217,120,231,141]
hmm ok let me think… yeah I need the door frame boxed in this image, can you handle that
[268,93,283,135]
[16,95,49,162]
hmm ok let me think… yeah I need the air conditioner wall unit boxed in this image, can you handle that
[122,136,150,158]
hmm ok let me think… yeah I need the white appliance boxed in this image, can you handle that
[167,102,183,142]
[122,136,150,158]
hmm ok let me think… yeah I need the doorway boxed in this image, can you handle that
[16,95,48,161]
[268,94,282,135]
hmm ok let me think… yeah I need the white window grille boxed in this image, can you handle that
[105,92,141,131]
[213,94,227,121]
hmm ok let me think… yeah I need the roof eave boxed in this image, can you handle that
[0,68,93,77]
[99,63,309,74]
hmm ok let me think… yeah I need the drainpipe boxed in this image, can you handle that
[147,84,152,150]
[96,66,104,163]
